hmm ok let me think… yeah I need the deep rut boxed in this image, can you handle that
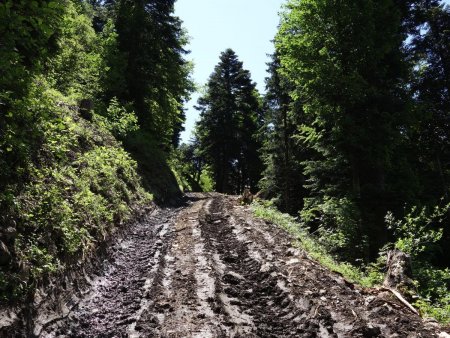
[42,207,178,337]
[43,194,446,337]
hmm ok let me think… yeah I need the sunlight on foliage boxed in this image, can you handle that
[0,85,151,302]
[386,204,450,324]
[252,200,382,288]
[94,97,139,138]
[386,205,447,258]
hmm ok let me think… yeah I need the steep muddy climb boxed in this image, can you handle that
[42,194,447,337]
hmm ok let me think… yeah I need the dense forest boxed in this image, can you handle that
[1,0,449,326]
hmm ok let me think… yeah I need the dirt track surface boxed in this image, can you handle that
[43,194,447,337]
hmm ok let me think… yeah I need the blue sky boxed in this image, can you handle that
[175,0,450,144]
[175,0,285,143]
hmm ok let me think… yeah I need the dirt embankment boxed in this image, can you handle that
[34,194,449,337]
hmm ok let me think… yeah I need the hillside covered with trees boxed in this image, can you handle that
[0,0,192,304]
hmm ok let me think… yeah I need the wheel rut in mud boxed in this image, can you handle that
[43,194,446,337]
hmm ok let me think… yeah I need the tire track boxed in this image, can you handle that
[42,194,446,337]
[200,196,305,337]
[42,208,177,337]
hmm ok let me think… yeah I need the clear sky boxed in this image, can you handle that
[175,0,285,143]
[175,0,450,144]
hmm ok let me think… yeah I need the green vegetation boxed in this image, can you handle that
[0,0,191,303]
[194,49,264,194]
[252,201,383,288]
[124,131,182,203]
[386,205,450,323]
[1,0,449,325]
[250,0,450,324]
[253,200,450,323]
[276,0,412,260]
[169,142,213,192]
[258,54,305,215]
[189,0,449,323]
[94,97,139,138]
[0,79,151,302]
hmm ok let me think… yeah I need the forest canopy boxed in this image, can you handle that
[0,0,192,303]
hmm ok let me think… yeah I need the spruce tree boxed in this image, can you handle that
[411,3,450,200]
[0,0,64,190]
[195,49,263,194]
[259,54,306,214]
[409,3,450,266]
[113,0,192,146]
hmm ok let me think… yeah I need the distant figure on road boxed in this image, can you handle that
[240,186,253,205]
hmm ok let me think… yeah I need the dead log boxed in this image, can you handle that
[383,249,415,291]
[379,287,419,315]
[382,249,419,314]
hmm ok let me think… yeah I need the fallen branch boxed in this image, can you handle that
[380,287,419,316]
[313,305,321,318]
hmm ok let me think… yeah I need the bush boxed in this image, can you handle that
[94,97,139,138]
[0,84,151,303]
[413,262,450,324]
[386,204,450,323]
[301,196,367,261]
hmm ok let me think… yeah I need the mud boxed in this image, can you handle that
[41,194,448,337]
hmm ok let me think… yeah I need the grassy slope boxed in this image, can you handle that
[0,89,156,303]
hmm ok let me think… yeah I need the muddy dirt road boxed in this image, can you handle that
[42,194,447,337]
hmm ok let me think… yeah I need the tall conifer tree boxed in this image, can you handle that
[411,3,450,199]
[409,3,450,265]
[195,49,263,194]
[113,0,192,146]
[277,0,412,259]
[259,54,306,214]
